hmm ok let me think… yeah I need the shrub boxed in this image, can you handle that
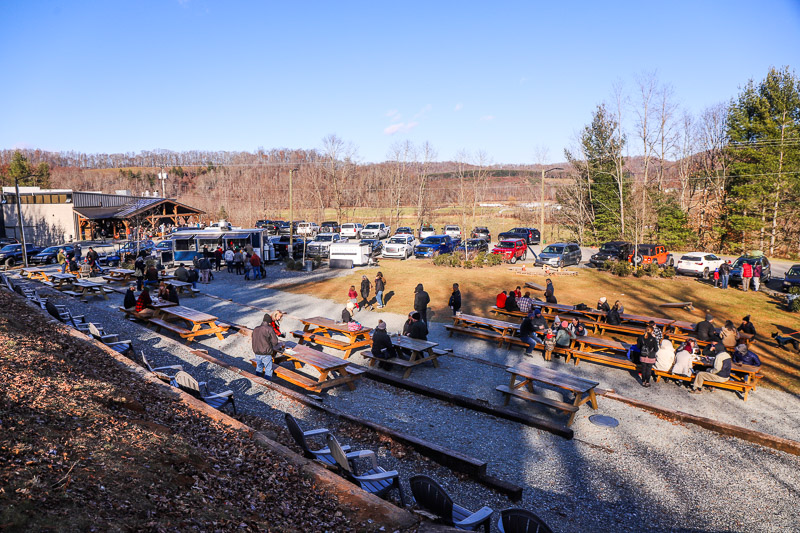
[659,266,676,278]
[644,262,661,277]
[633,267,648,278]
[609,261,632,277]
[788,286,800,295]
[485,253,504,267]
[789,296,800,313]
[601,260,614,271]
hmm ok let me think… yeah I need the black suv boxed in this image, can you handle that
[590,241,634,267]
[471,227,491,241]
[498,227,540,245]
[320,221,340,233]
[0,243,43,267]
[730,255,772,286]
[255,219,273,229]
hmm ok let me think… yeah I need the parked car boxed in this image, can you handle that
[471,227,491,241]
[730,254,772,286]
[589,241,634,267]
[254,219,273,229]
[629,244,673,266]
[118,240,156,259]
[443,225,462,239]
[30,244,80,265]
[297,222,320,238]
[414,235,459,258]
[279,222,301,235]
[262,221,284,235]
[320,221,340,234]
[535,243,582,267]
[381,234,417,259]
[360,239,383,257]
[455,238,490,258]
[675,252,725,278]
[498,227,540,245]
[395,227,414,236]
[306,233,345,258]
[783,264,800,292]
[340,223,363,239]
[419,224,436,240]
[0,237,19,246]
[270,235,305,259]
[361,222,390,240]
[0,243,44,267]
[492,239,528,264]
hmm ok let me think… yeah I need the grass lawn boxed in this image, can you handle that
[283,261,800,395]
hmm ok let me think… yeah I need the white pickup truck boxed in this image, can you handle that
[340,223,363,238]
[444,225,462,239]
[361,222,390,239]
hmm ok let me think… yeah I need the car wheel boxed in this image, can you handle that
[6,258,15,267]
[764,273,771,283]
[702,267,709,279]
[510,255,518,264]
[669,257,674,267]
[47,257,56,265]
[521,252,527,261]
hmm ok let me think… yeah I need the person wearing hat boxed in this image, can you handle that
[371,320,397,369]
[342,301,356,324]
[123,283,137,310]
[597,296,610,313]
[251,311,284,379]
[737,315,757,337]
[695,314,719,342]
[448,283,462,315]
[555,320,575,348]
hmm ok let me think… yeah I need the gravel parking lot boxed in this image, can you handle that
[19,264,800,532]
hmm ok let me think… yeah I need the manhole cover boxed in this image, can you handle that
[589,415,619,428]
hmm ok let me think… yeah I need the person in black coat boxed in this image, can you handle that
[402,311,414,336]
[123,284,137,310]
[544,279,557,304]
[448,283,462,315]
[407,312,429,341]
[607,301,622,325]
[414,284,430,325]
[371,320,397,366]
[637,325,659,387]
[737,315,757,337]
[341,301,356,323]
[597,297,611,313]
[695,314,719,342]
[360,275,373,310]
[505,290,519,312]
[167,284,180,305]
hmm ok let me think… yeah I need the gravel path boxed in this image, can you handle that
[19,265,800,532]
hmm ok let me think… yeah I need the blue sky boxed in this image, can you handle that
[1,0,798,164]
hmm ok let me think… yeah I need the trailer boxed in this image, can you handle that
[170,228,276,265]
[329,241,373,268]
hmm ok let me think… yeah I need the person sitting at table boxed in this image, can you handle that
[341,301,356,324]
[123,284,137,310]
[568,317,587,337]
[504,290,519,312]
[187,266,199,289]
[134,289,155,318]
[732,343,761,367]
[720,319,740,348]
[654,339,676,373]
[737,315,757,338]
[517,291,533,314]
[371,320,397,369]
[271,310,285,338]
[157,282,170,301]
[690,341,731,394]
[402,311,414,336]
[695,314,719,342]
[544,279,557,304]
[597,296,611,313]
[514,286,522,298]
[607,301,622,325]
[495,290,507,309]
[68,258,80,275]
[647,320,663,344]
[88,257,101,276]
[174,263,189,283]
[672,341,695,378]
[555,321,575,348]
[144,265,159,288]
[519,311,542,355]
[166,283,180,305]
[531,308,548,337]
[637,325,659,388]
[407,312,429,341]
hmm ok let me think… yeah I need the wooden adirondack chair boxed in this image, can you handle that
[138,351,183,382]
[325,433,405,506]
[87,323,133,354]
[498,508,553,533]
[173,371,236,413]
[284,414,351,468]
[409,474,493,532]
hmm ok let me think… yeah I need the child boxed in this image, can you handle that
[713,268,720,288]
[348,285,360,310]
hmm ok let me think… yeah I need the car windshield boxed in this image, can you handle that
[41,246,61,253]
[388,237,407,244]
[365,224,381,229]
[1,245,20,252]
[464,240,483,247]
[397,228,411,232]
[155,242,171,249]
[542,245,564,254]
[315,235,333,241]
[733,257,758,268]
[421,237,442,244]
[445,226,459,231]
[637,245,654,253]
[421,226,434,232]
[680,255,701,261]
[499,241,520,248]
[788,266,800,276]
[600,244,621,252]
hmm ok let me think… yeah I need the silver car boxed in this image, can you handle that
[535,242,582,267]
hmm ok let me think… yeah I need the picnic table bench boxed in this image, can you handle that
[362,335,442,379]
[497,362,599,426]
[102,268,136,284]
[249,342,365,391]
[50,272,77,290]
[168,280,200,297]
[659,301,694,311]
[523,281,546,291]
[63,280,111,302]
[445,313,521,347]
[149,305,229,344]
[293,316,372,359]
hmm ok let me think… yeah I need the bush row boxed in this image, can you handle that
[431,251,505,268]
[602,259,675,278]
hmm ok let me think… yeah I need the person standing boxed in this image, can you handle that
[198,256,211,284]
[224,247,235,273]
[741,261,752,291]
[374,272,386,309]
[637,325,659,388]
[752,262,762,292]
[719,260,731,289]
[360,275,373,310]
[214,247,223,272]
[544,279,557,304]
[448,283,462,315]
[249,252,262,280]
[233,248,244,275]
[251,312,284,379]
[414,284,430,325]
[57,248,67,273]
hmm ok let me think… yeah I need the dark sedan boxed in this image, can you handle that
[30,245,80,265]
[360,239,383,256]
[782,264,800,292]
[455,238,489,258]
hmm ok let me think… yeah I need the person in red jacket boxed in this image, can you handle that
[741,261,752,292]
[496,290,507,309]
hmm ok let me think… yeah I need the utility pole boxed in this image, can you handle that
[540,167,563,245]
[14,177,29,267]
[288,168,298,258]
[158,168,168,198]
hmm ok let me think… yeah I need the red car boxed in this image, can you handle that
[491,239,527,263]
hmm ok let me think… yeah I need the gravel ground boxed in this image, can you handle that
[17,264,800,532]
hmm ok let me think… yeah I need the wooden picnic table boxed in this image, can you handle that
[278,342,363,391]
[168,280,198,297]
[21,267,52,282]
[64,280,111,301]
[103,268,135,284]
[159,272,176,281]
[453,313,519,337]
[50,272,77,290]
[293,316,373,359]
[364,335,442,378]
[497,362,599,426]
[150,305,229,344]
